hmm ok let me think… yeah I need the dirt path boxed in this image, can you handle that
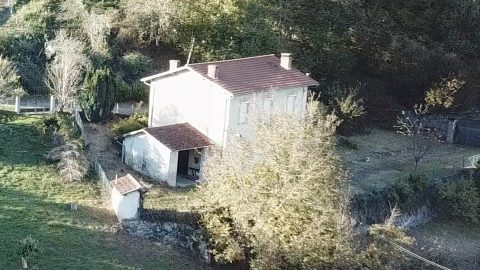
[85,121,151,182]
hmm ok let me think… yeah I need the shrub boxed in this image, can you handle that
[42,113,80,140]
[110,112,147,137]
[121,52,153,78]
[439,178,480,223]
[425,77,465,110]
[0,110,17,123]
[392,174,430,212]
[46,140,89,182]
[79,67,117,122]
[322,83,366,135]
[17,235,40,269]
[17,235,40,257]
[115,76,147,102]
[0,55,26,102]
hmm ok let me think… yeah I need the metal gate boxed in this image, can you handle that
[454,120,480,147]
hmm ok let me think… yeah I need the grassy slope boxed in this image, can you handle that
[0,116,207,269]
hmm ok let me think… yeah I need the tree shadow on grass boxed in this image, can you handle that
[0,117,52,167]
[0,186,210,270]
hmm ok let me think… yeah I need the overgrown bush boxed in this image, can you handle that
[17,235,40,269]
[439,178,480,223]
[79,67,116,122]
[392,174,430,213]
[198,100,354,268]
[46,140,89,182]
[425,77,465,111]
[0,55,26,102]
[115,76,147,102]
[360,208,414,270]
[121,52,153,78]
[322,83,366,135]
[42,113,80,140]
[110,112,147,137]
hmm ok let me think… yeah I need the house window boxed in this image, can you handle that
[239,101,250,124]
[263,97,274,118]
[286,94,297,114]
[194,157,200,164]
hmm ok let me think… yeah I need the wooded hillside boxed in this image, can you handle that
[1,0,479,113]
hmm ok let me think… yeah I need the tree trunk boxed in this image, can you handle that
[21,257,28,269]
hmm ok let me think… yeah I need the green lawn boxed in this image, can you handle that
[0,116,207,269]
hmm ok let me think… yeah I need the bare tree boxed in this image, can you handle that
[0,54,25,103]
[396,104,437,173]
[58,0,111,55]
[44,31,89,112]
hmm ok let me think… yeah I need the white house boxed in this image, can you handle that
[121,53,318,187]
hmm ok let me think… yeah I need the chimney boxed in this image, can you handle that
[280,53,292,70]
[207,65,218,79]
[169,60,181,71]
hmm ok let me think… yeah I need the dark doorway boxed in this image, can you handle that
[177,150,190,176]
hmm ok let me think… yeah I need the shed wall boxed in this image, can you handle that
[123,133,172,183]
[111,188,140,221]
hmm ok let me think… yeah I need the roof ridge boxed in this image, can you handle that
[188,54,276,66]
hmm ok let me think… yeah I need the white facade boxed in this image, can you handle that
[122,130,207,186]
[227,86,308,138]
[123,131,178,186]
[111,188,140,221]
[148,70,308,147]
[149,71,232,146]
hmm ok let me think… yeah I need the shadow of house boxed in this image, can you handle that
[0,120,51,167]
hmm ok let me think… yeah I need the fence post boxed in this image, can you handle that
[50,95,55,113]
[14,96,20,114]
[116,103,119,114]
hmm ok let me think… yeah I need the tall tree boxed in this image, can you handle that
[0,55,25,103]
[79,67,116,122]
[44,31,89,112]
[198,100,356,268]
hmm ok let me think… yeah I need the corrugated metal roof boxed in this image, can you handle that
[188,54,318,95]
[144,123,213,151]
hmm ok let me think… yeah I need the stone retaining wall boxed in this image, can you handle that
[122,219,211,263]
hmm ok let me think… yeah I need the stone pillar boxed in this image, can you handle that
[14,96,20,114]
[446,119,457,144]
[49,95,55,113]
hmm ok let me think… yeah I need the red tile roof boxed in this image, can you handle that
[111,174,142,195]
[189,54,318,95]
[144,123,213,151]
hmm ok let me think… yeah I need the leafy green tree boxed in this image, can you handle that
[79,67,116,122]
[425,77,465,110]
[198,100,357,269]
[0,55,25,102]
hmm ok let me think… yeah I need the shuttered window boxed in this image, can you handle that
[263,98,274,118]
[239,101,250,124]
[286,94,297,114]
